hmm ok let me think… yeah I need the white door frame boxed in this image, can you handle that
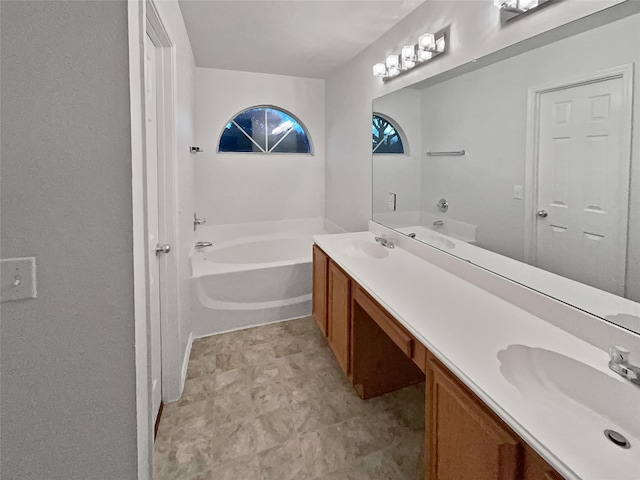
[523,64,634,279]
[128,0,181,477]
[145,0,182,405]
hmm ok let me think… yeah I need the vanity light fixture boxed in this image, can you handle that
[386,54,401,77]
[494,0,556,24]
[373,30,447,81]
[401,45,417,70]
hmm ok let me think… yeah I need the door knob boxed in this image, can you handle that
[536,210,548,218]
[155,244,171,255]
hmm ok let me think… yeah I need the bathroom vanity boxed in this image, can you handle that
[311,231,639,480]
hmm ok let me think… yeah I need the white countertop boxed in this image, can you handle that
[313,231,640,480]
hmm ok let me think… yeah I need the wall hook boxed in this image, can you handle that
[190,146,203,154]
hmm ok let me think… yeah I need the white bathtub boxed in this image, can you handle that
[191,219,328,337]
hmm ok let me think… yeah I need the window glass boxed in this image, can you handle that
[372,114,404,154]
[219,107,312,154]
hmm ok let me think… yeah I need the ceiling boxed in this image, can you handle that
[178,1,424,79]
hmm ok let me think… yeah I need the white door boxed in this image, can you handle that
[534,76,629,295]
[144,33,163,423]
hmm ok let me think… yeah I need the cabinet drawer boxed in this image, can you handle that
[354,285,414,358]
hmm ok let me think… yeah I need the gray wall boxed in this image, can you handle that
[1,2,138,478]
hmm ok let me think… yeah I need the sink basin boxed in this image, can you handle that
[498,345,640,441]
[337,238,389,259]
[421,233,456,250]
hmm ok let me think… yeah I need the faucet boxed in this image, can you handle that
[195,241,213,250]
[433,220,444,227]
[608,346,640,387]
[375,236,395,249]
[193,213,206,231]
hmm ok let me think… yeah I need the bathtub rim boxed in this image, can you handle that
[190,231,322,277]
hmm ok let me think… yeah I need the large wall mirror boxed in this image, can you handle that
[372,5,640,335]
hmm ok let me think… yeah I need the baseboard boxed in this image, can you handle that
[179,332,194,396]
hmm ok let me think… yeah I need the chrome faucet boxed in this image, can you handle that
[195,241,213,249]
[433,220,444,227]
[375,236,395,249]
[193,213,206,231]
[608,346,640,387]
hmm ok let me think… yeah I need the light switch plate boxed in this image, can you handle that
[388,192,397,211]
[1,257,37,302]
[513,185,524,200]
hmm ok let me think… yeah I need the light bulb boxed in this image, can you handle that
[518,0,538,10]
[418,33,436,52]
[417,50,433,62]
[401,45,416,62]
[372,63,387,77]
[495,0,518,8]
[386,55,400,69]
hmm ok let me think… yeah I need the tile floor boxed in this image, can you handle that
[154,316,425,480]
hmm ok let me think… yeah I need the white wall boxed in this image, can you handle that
[324,0,629,233]
[418,13,640,272]
[153,0,197,401]
[195,68,325,225]
[0,1,138,477]
[372,88,422,227]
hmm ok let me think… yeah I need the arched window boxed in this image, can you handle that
[372,113,405,154]
[218,106,312,154]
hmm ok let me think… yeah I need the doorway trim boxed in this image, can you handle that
[145,0,182,405]
[128,0,181,477]
[523,64,634,284]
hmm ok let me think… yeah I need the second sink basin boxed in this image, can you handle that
[498,344,640,443]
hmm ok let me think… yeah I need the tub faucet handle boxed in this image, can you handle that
[194,213,207,231]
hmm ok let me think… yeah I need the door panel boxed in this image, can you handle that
[144,33,162,423]
[427,358,522,480]
[535,77,628,295]
[327,261,351,375]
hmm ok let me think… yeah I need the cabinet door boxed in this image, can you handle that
[312,245,329,335]
[523,449,563,480]
[328,260,351,375]
[427,357,522,480]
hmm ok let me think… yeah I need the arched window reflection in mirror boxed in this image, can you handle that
[219,106,312,154]
[372,113,405,154]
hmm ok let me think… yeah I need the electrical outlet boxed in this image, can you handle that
[513,185,524,200]
[388,192,397,211]
[1,257,37,302]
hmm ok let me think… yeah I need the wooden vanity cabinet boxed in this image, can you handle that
[327,260,351,375]
[351,285,425,399]
[311,244,564,480]
[312,245,329,335]
[427,354,523,480]
[523,450,565,480]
